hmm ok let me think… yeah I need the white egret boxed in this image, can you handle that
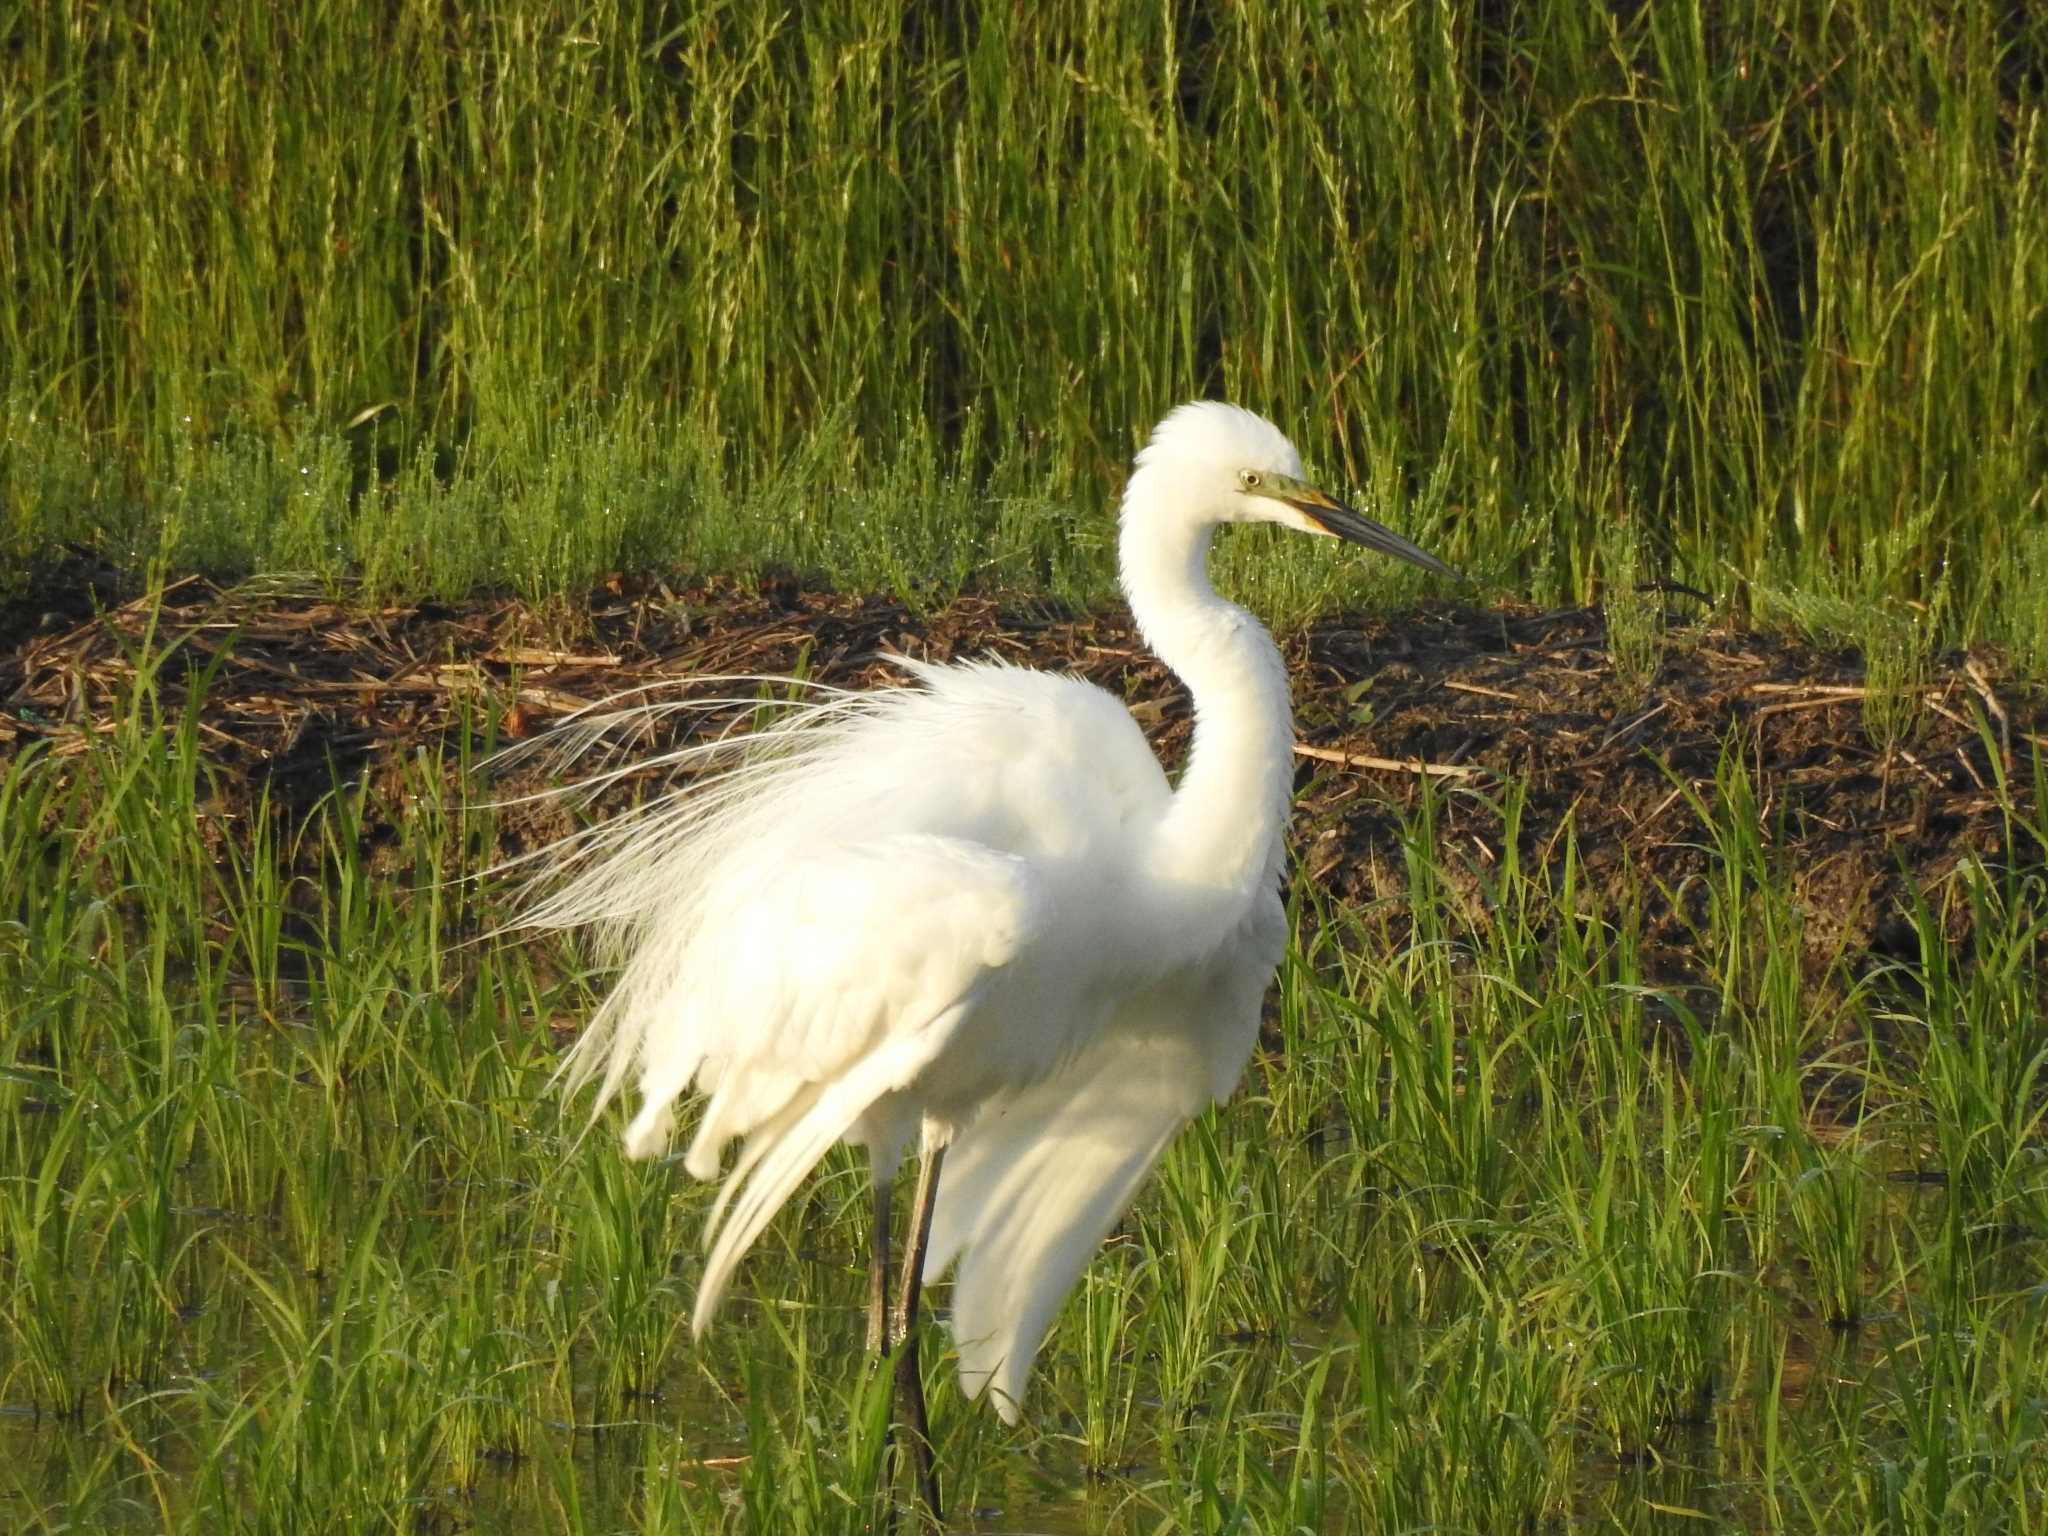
[515,402,1455,1518]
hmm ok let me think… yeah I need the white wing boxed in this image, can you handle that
[648,833,1048,1331]
[513,659,1174,1333]
[924,1026,1204,1423]
[529,660,1167,1125]
[925,898,1284,1423]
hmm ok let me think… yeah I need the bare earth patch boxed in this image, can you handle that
[4,565,2042,994]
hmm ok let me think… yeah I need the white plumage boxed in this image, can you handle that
[511,402,1454,1436]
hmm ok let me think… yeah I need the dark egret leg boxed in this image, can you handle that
[892,1145,946,1525]
[866,1171,893,1357]
[868,1165,901,1536]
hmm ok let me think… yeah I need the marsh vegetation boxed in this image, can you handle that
[5,1,2048,1529]
[3,582,2044,1532]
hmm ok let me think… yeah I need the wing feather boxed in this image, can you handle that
[925,1025,1211,1423]
[692,997,976,1334]
[601,833,1048,1329]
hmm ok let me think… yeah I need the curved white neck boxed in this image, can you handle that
[1119,490,1295,905]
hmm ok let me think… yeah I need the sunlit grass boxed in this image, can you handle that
[4,2,2046,664]
[2,645,2043,1533]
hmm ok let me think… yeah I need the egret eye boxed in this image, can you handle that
[1239,469,1262,490]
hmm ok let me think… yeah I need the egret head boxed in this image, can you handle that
[1128,401,1458,581]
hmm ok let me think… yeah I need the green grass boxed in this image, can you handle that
[8,12,2043,1522]
[5,2,2047,664]
[3,643,2044,1533]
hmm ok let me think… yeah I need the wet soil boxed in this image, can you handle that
[3,563,2043,988]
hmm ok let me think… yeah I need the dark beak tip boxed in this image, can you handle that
[1303,498,1459,583]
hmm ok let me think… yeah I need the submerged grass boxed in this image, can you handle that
[5,1,2048,661]
[2,646,2045,1532]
